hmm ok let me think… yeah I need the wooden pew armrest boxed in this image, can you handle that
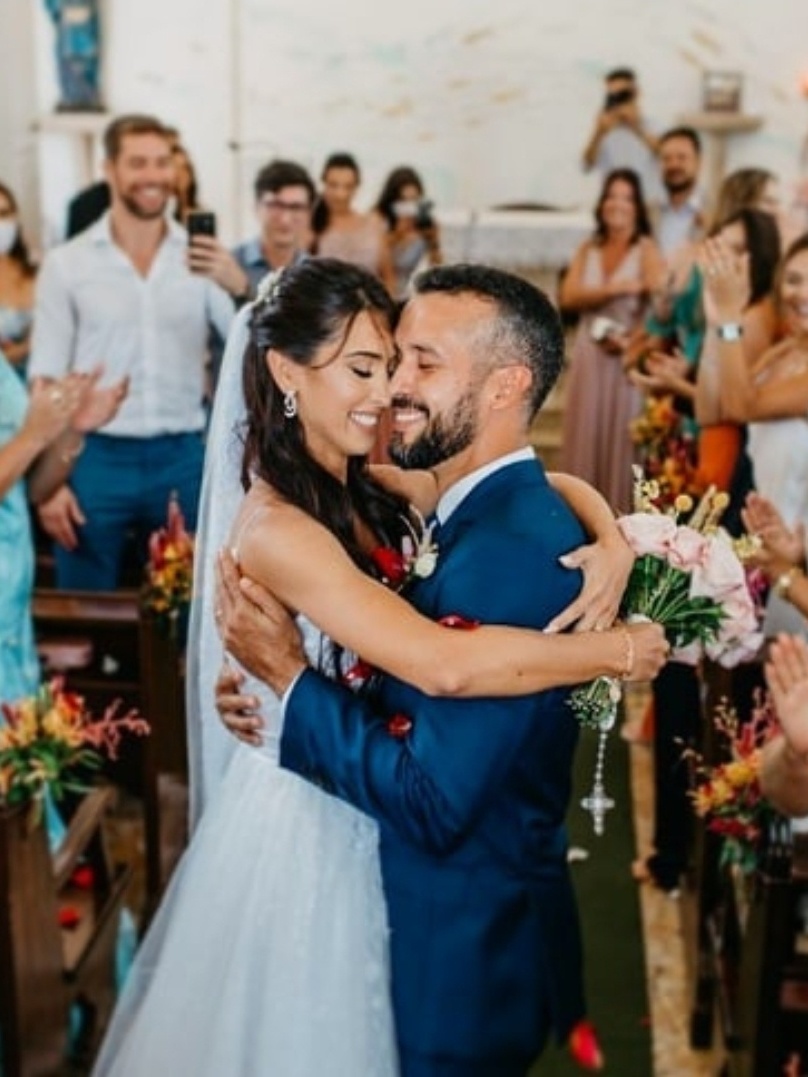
[63,862,133,981]
[53,785,116,891]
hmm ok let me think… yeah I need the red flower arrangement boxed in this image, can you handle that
[687,691,780,874]
[142,495,195,635]
[630,392,700,508]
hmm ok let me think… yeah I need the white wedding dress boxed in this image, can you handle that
[93,618,398,1077]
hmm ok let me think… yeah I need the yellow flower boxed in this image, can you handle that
[709,777,734,807]
[674,494,694,515]
[693,787,715,816]
[724,759,756,789]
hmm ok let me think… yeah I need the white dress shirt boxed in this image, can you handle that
[656,191,704,259]
[29,213,234,437]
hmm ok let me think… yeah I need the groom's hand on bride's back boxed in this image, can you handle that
[215,664,264,747]
[215,549,308,696]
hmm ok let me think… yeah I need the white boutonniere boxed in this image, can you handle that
[402,508,439,580]
[371,509,439,587]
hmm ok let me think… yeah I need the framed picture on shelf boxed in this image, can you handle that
[702,71,743,113]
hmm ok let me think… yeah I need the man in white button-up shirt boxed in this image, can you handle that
[29,113,234,589]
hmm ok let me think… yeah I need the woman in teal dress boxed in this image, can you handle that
[0,356,83,698]
[0,354,133,1068]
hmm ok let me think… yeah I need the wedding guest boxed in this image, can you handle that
[64,126,184,238]
[712,167,781,232]
[311,152,395,293]
[560,168,666,512]
[187,159,315,304]
[700,233,808,639]
[635,208,780,498]
[652,127,705,260]
[761,634,808,816]
[0,182,37,376]
[374,166,442,300]
[29,113,234,590]
[626,213,779,890]
[581,68,660,200]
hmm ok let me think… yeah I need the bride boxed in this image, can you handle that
[93,258,665,1075]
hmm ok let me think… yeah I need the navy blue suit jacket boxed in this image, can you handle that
[280,457,588,1067]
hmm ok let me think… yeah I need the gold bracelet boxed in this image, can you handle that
[618,625,634,681]
[774,566,804,601]
[59,436,85,465]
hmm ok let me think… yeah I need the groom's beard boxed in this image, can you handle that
[388,389,478,470]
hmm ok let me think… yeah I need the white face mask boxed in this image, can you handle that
[0,219,19,255]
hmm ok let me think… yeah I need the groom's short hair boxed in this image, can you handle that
[412,263,565,418]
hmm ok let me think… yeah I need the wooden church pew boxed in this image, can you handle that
[0,787,131,1076]
[31,588,190,921]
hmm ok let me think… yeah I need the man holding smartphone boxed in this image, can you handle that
[29,113,234,590]
[186,159,315,305]
[581,68,660,199]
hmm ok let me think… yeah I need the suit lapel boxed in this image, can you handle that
[436,457,547,552]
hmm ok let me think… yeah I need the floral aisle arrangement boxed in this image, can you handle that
[142,495,195,637]
[571,471,763,833]
[629,393,699,508]
[687,692,780,875]
[0,678,148,826]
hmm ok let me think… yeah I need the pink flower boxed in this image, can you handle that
[671,640,702,666]
[689,533,747,601]
[667,526,709,571]
[618,513,676,557]
[706,626,763,668]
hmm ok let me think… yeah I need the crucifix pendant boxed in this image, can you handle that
[581,727,615,835]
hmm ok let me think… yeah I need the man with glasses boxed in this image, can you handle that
[187,158,315,304]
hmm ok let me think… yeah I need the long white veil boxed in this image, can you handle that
[186,301,253,830]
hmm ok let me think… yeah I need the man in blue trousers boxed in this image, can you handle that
[29,114,233,589]
[218,265,612,1075]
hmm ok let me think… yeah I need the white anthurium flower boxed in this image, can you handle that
[401,509,439,582]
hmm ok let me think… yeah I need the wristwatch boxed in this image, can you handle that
[716,323,743,342]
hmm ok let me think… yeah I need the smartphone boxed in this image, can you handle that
[414,199,435,232]
[604,88,634,111]
[186,210,216,240]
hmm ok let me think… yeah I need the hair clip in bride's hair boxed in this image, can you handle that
[254,268,284,308]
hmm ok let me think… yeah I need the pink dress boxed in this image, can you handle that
[318,215,387,279]
[560,242,645,514]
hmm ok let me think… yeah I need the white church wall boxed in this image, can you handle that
[4,0,808,249]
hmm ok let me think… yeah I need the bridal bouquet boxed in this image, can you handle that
[0,678,148,825]
[142,495,195,636]
[571,473,763,729]
[687,692,780,875]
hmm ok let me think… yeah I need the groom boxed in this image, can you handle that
[218,265,610,1076]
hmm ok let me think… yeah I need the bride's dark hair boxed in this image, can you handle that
[242,258,411,573]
